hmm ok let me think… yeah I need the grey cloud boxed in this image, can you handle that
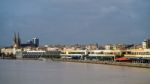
[0,0,150,46]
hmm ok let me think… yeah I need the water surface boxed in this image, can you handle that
[0,59,150,84]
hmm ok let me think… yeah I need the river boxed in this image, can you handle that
[0,59,150,84]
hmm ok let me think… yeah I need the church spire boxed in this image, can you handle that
[13,32,17,45]
[13,32,21,48]
[17,32,21,46]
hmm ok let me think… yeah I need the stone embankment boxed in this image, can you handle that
[53,59,150,68]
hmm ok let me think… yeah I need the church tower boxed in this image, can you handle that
[17,32,21,47]
[13,32,21,48]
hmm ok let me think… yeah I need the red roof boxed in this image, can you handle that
[115,57,129,61]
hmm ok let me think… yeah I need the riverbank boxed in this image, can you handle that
[1,58,150,68]
[52,59,150,68]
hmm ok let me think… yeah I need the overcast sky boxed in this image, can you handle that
[0,0,150,46]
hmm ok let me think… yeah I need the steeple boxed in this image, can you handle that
[13,32,21,48]
[13,32,17,45]
[17,32,21,46]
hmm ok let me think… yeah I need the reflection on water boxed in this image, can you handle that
[0,59,150,84]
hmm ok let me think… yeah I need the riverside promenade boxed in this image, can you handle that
[53,59,150,68]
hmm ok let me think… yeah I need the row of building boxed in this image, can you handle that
[10,48,150,62]
[1,46,150,60]
[1,33,150,61]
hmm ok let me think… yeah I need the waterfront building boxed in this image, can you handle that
[1,47,13,55]
[87,50,124,61]
[0,47,21,58]
[16,50,45,59]
[124,49,150,58]
[16,50,61,59]
[142,39,150,49]
[61,49,87,59]
[60,49,124,60]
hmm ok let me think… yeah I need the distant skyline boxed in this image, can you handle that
[0,0,150,47]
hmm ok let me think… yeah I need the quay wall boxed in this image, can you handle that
[53,59,150,68]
